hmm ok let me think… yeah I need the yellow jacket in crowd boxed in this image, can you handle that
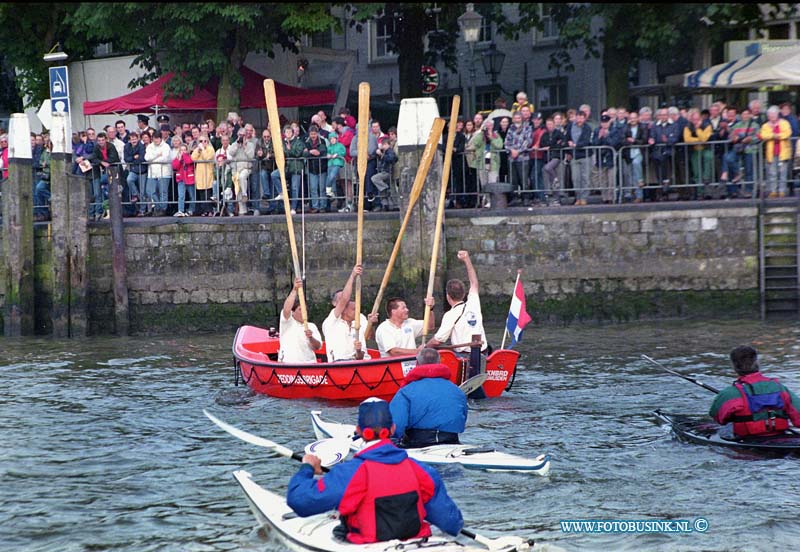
[683,124,712,151]
[759,119,792,163]
[191,143,216,190]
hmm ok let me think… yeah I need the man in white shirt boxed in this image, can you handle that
[375,296,435,358]
[279,278,322,364]
[321,265,378,362]
[426,250,487,355]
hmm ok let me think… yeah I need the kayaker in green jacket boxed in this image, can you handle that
[709,346,800,437]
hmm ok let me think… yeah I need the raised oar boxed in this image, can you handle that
[264,79,308,330]
[205,410,532,551]
[422,95,461,341]
[354,82,370,359]
[642,354,800,437]
[364,118,447,339]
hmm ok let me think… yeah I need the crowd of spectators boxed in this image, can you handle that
[35,108,400,221]
[1,93,799,222]
[446,93,800,207]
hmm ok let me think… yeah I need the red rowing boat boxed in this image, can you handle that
[233,325,519,401]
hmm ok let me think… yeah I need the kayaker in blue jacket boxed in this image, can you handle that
[287,397,463,544]
[390,348,468,447]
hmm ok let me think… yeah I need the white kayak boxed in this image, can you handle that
[232,469,529,552]
[311,411,551,476]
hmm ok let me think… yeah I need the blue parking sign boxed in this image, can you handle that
[49,66,70,114]
[49,66,69,99]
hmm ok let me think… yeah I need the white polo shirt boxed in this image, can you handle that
[321,309,370,362]
[376,318,424,357]
[434,291,487,352]
[278,311,322,364]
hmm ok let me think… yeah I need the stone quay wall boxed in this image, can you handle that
[0,203,759,335]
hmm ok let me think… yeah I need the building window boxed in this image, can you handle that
[768,23,790,39]
[93,42,114,57]
[533,4,559,44]
[370,16,398,61]
[306,28,333,49]
[476,90,494,112]
[535,78,567,114]
[476,5,494,43]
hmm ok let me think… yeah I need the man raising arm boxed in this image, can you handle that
[278,278,322,363]
[426,250,487,355]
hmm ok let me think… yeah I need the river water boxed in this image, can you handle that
[2,319,800,552]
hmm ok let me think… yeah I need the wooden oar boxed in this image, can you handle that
[206,409,532,551]
[434,340,484,351]
[263,79,308,329]
[422,96,460,340]
[364,118,447,339]
[642,354,800,436]
[354,82,370,358]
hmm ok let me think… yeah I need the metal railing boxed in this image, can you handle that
[11,135,800,223]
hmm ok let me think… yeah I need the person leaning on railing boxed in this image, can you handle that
[191,134,216,216]
[87,132,120,221]
[721,108,759,199]
[682,108,713,199]
[33,140,52,222]
[124,131,147,216]
[760,105,793,199]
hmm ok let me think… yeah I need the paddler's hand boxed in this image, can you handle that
[293,278,303,291]
[353,264,363,276]
[302,453,323,475]
[367,312,378,324]
[457,250,469,262]
[424,295,435,308]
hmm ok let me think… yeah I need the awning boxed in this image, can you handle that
[83,66,336,115]
[683,46,800,89]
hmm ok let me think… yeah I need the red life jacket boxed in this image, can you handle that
[732,379,790,436]
[341,452,431,544]
[403,363,452,386]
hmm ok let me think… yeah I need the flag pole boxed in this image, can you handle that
[501,269,522,350]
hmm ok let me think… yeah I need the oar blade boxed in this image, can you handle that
[204,409,293,458]
[459,373,487,395]
[303,438,352,467]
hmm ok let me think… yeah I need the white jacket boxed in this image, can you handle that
[145,141,173,179]
[227,139,255,174]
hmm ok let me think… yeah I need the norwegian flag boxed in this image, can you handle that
[504,275,532,348]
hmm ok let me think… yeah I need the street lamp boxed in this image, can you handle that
[481,41,505,88]
[458,3,482,117]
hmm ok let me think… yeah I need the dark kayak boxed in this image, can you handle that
[654,410,800,454]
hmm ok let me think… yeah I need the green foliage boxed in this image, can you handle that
[0,3,97,109]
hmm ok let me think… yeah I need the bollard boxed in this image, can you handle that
[49,112,87,337]
[396,98,443,299]
[108,167,129,336]
[2,114,35,336]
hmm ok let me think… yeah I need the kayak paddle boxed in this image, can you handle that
[641,354,720,393]
[204,409,351,467]
[205,410,535,550]
[459,373,488,395]
[642,354,800,437]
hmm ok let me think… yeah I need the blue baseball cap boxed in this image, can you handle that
[358,397,393,429]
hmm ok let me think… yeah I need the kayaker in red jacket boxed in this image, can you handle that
[287,397,463,544]
[709,346,800,437]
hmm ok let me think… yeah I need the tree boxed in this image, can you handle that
[69,3,342,122]
[0,4,98,110]
[501,3,796,107]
